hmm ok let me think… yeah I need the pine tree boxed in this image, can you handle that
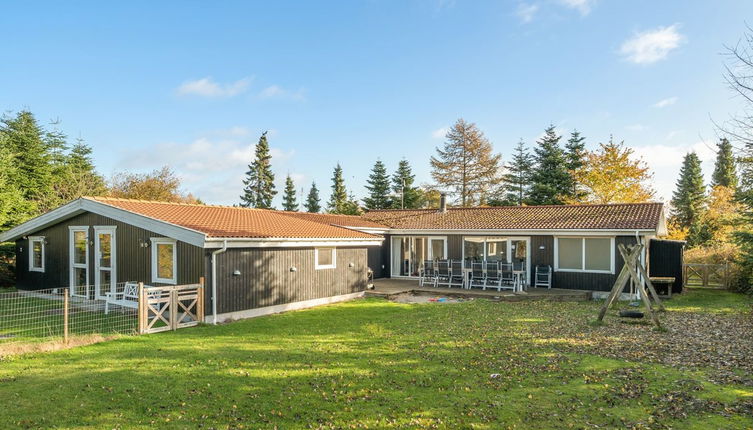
[430,118,502,206]
[55,138,107,202]
[363,160,392,209]
[528,125,570,205]
[391,159,422,209]
[304,182,322,213]
[564,130,587,201]
[282,174,298,211]
[240,131,276,208]
[671,152,706,245]
[711,138,738,189]
[327,163,350,214]
[496,139,533,205]
[0,110,53,204]
[0,136,36,230]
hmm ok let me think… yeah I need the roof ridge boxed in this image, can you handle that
[86,196,269,211]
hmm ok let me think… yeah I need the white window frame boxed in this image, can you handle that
[69,226,89,294]
[389,236,448,277]
[315,247,337,270]
[554,236,615,274]
[93,226,117,300]
[151,237,177,284]
[28,236,45,272]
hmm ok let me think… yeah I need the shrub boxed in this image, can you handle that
[685,242,748,293]
[0,242,15,288]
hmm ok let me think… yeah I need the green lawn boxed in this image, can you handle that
[0,289,751,429]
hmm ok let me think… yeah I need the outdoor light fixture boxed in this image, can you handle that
[290,266,297,272]
[232,270,241,276]
[348,262,355,268]
[138,239,150,248]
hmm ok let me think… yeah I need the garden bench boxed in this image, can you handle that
[105,282,140,314]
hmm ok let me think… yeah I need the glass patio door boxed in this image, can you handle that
[94,227,116,300]
[70,227,89,298]
[391,236,447,277]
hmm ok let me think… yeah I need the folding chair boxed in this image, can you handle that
[484,261,507,291]
[419,260,436,287]
[449,260,465,288]
[500,263,514,287]
[435,260,451,288]
[534,265,552,289]
[469,261,486,289]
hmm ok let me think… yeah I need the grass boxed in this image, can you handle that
[0,290,751,429]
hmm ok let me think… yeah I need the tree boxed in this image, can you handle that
[711,138,738,189]
[391,159,422,209]
[0,138,36,231]
[240,131,276,209]
[327,163,350,214]
[430,118,502,206]
[564,130,587,201]
[671,152,706,244]
[0,111,53,205]
[304,182,322,213]
[700,186,744,244]
[528,125,570,205]
[568,137,655,204]
[494,139,533,206]
[109,166,200,203]
[363,160,392,209]
[54,138,107,202]
[281,174,299,211]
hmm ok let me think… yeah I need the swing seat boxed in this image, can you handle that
[619,310,644,319]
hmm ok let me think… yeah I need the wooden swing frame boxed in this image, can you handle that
[596,244,665,328]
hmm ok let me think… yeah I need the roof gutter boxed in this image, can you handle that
[211,239,228,325]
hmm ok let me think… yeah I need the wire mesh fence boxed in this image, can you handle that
[0,282,139,355]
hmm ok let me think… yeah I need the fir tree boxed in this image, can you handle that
[496,139,533,206]
[56,137,107,202]
[430,118,502,206]
[282,174,299,211]
[671,152,706,244]
[327,163,350,214]
[528,125,570,205]
[304,182,322,213]
[0,136,36,230]
[564,130,587,201]
[0,110,53,204]
[391,159,422,209]
[240,131,277,208]
[363,159,392,209]
[711,138,738,189]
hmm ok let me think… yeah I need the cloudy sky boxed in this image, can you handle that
[2,0,751,206]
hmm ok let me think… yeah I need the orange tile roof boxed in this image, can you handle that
[87,197,382,239]
[275,211,387,229]
[363,203,664,230]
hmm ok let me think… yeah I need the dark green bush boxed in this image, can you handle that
[0,242,16,288]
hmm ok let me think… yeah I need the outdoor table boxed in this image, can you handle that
[513,271,525,292]
[649,277,675,298]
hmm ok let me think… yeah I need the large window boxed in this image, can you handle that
[390,236,447,277]
[28,236,45,272]
[555,237,614,273]
[315,247,336,270]
[151,238,177,284]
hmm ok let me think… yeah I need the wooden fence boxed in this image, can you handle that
[683,263,729,288]
[138,280,205,334]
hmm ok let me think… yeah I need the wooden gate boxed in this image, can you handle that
[138,280,205,334]
[683,263,728,288]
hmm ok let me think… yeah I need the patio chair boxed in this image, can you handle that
[484,261,508,292]
[500,263,514,286]
[419,260,436,287]
[534,265,552,289]
[449,260,465,288]
[469,261,486,289]
[435,260,452,287]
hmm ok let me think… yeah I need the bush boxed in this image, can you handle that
[0,242,15,288]
[685,242,748,293]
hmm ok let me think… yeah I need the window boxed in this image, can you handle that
[69,227,89,295]
[151,238,177,284]
[29,236,45,272]
[555,237,614,273]
[315,247,336,270]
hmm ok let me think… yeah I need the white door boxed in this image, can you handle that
[94,227,116,300]
[508,237,531,285]
[69,227,89,298]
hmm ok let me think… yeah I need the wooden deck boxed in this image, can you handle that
[366,278,592,302]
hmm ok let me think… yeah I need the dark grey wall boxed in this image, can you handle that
[207,246,369,315]
[14,211,205,290]
[368,245,385,279]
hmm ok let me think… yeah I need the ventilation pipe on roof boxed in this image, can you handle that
[439,193,447,213]
[211,239,228,325]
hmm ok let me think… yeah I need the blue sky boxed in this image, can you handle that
[2,0,752,206]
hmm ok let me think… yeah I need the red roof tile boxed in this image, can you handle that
[87,197,382,240]
[363,203,664,230]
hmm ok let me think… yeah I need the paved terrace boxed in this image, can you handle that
[366,278,593,302]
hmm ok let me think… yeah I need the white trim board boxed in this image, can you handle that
[203,239,384,248]
[212,291,364,324]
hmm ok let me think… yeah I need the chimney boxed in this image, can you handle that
[439,193,447,213]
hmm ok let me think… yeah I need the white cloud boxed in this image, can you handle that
[516,3,539,23]
[432,127,449,139]
[632,139,716,201]
[176,77,252,98]
[620,24,683,65]
[117,134,296,205]
[559,0,594,16]
[652,96,678,108]
[625,124,645,132]
[258,85,306,101]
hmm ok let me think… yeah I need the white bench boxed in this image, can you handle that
[105,282,140,314]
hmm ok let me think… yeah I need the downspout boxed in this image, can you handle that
[635,230,642,299]
[211,240,228,325]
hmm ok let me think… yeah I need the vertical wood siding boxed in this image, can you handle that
[14,211,204,290]
[208,246,368,314]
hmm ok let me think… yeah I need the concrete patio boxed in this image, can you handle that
[366,278,593,302]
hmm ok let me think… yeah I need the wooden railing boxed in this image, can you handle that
[683,263,728,288]
[138,278,205,334]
